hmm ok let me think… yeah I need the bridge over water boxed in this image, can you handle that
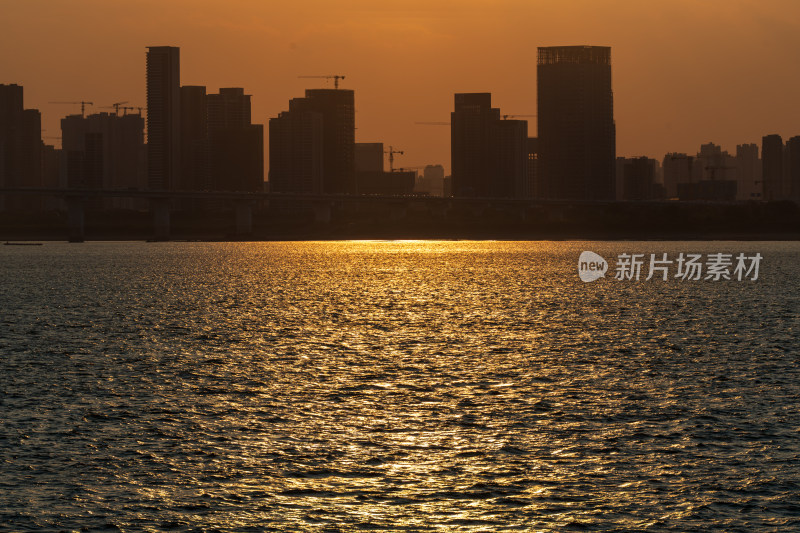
[1,187,764,242]
[0,187,618,242]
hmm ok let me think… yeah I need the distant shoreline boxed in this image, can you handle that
[2,200,799,242]
[2,231,799,243]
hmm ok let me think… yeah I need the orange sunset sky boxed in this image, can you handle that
[2,0,800,176]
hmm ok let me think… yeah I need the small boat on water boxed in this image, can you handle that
[4,242,43,246]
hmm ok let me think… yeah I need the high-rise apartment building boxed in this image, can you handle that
[269,105,323,194]
[785,136,800,203]
[269,88,355,194]
[735,143,761,201]
[761,134,783,201]
[61,111,146,209]
[146,46,180,190]
[206,88,263,192]
[537,46,615,200]
[179,85,263,193]
[0,84,43,211]
[296,89,355,194]
[450,92,527,198]
[179,85,210,192]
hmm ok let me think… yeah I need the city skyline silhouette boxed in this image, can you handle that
[3,2,800,241]
[4,0,800,175]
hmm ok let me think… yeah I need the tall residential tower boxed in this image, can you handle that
[146,46,180,190]
[537,46,615,200]
[450,93,528,198]
[269,88,355,194]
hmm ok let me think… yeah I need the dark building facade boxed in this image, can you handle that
[537,46,615,200]
[450,93,528,198]
[61,111,146,209]
[357,170,416,196]
[492,118,528,198]
[270,88,355,194]
[0,84,43,211]
[617,156,663,201]
[207,88,263,192]
[269,107,323,194]
[761,134,783,201]
[527,137,539,198]
[146,46,180,190]
[355,143,384,173]
[178,86,263,193]
[179,85,210,191]
[735,143,761,201]
[294,89,355,193]
[785,136,800,203]
[451,93,496,197]
[0,84,42,188]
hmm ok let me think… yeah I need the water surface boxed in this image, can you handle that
[1,241,799,531]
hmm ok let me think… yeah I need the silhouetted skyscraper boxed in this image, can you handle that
[61,111,146,209]
[294,89,355,194]
[206,88,263,192]
[762,134,783,201]
[180,85,210,191]
[270,88,355,194]
[527,138,539,198]
[207,88,251,130]
[537,46,615,200]
[146,46,180,190]
[785,136,800,203]
[492,118,528,198]
[451,93,496,197]
[663,153,695,200]
[735,143,761,201]
[0,84,42,211]
[451,93,527,198]
[269,105,323,194]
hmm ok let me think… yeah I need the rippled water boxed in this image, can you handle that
[1,241,799,532]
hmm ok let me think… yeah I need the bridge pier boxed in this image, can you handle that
[234,200,253,238]
[313,201,331,224]
[67,197,85,243]
[151,199,171,241]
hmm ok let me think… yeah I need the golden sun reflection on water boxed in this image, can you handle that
[1,241,798,531]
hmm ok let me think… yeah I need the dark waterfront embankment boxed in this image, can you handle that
[1,200,799,241]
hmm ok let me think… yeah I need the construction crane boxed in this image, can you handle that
[49,100,94,118]
[502,114,536,120]
[298,75,346,89]
[395,165,426,173]
[385,146,404,172]
[704,163,735,181]
[121,106,143,116]
[415,121,450,126]
[101,101,129,116]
